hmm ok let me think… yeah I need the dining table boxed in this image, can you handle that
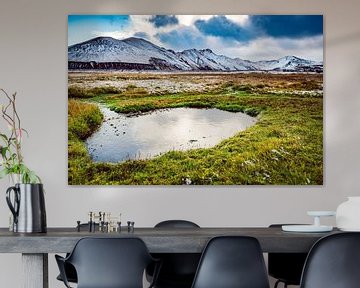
[0,226,339,288]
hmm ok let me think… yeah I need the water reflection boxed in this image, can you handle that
[86,107,257,162]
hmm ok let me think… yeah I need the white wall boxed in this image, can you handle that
[1,0,360,286]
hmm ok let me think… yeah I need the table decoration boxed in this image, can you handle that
[336,197,360,231]
[0,88,46,233]
[282,211,335,232]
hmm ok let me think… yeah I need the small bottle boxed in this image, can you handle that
[77,221,81,232]
[88,211,93,232]
[98,212,103,231]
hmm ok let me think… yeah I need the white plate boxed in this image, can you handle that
[282,225,333,232]
[307,211,336,217]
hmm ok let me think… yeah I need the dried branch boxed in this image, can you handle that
[0,88,40,183]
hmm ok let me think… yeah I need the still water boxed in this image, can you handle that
[86,107,257,162]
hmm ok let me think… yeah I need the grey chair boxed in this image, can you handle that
[147,220,201,288]
[191,236,270,288]
[268,224,308,288]
[300,232,360,288]
[56,237,160,288]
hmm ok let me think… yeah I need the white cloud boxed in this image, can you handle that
[203,35,323,62]
[93,15,250,42]
[225,15,249,26]
[177,15,249,27]
[241,36,323,61]
[91,16,150,42]
[177,15,213,26]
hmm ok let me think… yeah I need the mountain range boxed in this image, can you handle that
[68,36,323,72]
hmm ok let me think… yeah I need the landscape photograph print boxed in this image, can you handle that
[68,15,323,185]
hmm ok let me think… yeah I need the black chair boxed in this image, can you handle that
[147,220,201,288]
[154,220,200,229]
[268,224,308,288]
[300,232,360,288]
[56,223,99,284]
[191,236,270,288]
[55,237,160,288]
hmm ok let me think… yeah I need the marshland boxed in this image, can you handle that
[68,71,323,185]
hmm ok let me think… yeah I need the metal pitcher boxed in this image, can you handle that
[6,183,47,233]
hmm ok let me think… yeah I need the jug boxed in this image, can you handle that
[6,183,47,233]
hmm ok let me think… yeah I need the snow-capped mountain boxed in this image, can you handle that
[68,37,189,69]
[176,49,258,71]
[68,37,323,72]
[252,56,321,71]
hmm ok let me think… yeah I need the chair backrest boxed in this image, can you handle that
[67,237,154,288]
[152,220,201,285]
[191,236,270,288]
[300,232,360,288]
[155,220,200,228]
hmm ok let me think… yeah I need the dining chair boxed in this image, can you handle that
[191,236,270,288]
[56,223,99,284]
[300,232,360,288]
[268,224,308,288]
[55,237,161,288]
[147,220,201,288]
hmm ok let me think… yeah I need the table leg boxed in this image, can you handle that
[22,253,48,288]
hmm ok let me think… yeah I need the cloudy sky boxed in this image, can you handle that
[68,15,323,61]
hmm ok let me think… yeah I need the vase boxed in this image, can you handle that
[6,183,47,233]
[7,174,22,231]
[9,173,21,185]
[336,197,360,231]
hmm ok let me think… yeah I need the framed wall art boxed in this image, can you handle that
[68,15,323,185]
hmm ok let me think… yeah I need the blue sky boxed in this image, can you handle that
[68,15,323,61]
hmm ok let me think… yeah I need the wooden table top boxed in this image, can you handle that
[0,227,339,253]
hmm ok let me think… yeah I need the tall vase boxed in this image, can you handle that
[336,197,360,231]
[7,174,22,231]
[6,183,47,233]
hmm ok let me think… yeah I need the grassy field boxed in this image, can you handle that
[68,72,323,185]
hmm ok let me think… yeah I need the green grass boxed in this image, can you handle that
[68,99,103,140]
[68,83,323,185]
[68,86,121,99]
[68,100,104,184]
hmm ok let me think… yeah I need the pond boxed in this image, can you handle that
[86,107,257,162]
